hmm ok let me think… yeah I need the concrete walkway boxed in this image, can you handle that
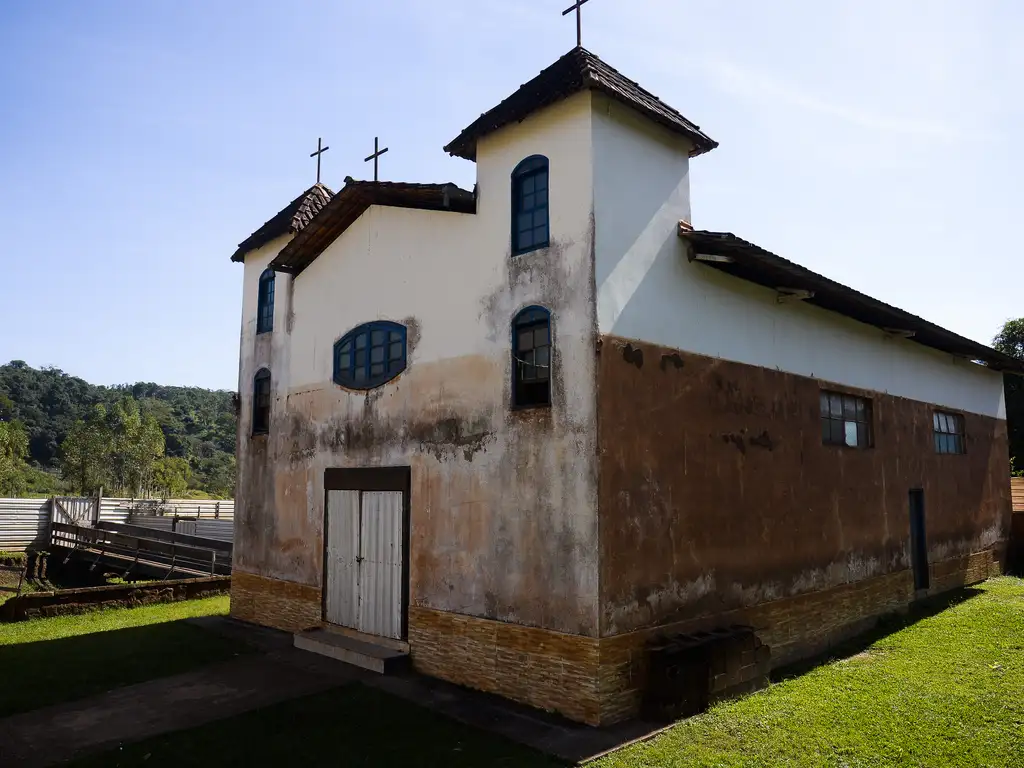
[0,644,363,768]
[0,616,664,766]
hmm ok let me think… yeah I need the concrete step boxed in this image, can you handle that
[293,628,409,674]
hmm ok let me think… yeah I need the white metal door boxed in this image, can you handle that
[324,490,360,628]
[358,491,404,639]
[324,489,403,640]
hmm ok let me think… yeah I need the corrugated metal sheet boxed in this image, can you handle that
[124,515,233,544]
[103,498,235,520]
[359,491,403,640]
[194,519,233,543]
[1012,477,1024,514]
[325,490,359,628]
[0,496,235,552]
[0,498,50,551]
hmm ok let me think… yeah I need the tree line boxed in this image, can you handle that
[0,361,236,498]
[1,318,1022,497]
[994,319,1024,476]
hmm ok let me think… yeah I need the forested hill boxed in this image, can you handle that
[0,361,236,497]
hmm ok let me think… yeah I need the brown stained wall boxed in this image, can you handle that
[597,335,1011,636]
[233,234,601,637]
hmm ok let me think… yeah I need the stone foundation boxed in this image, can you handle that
[230,570,321,632]
[597,548,1002,724]
[408,605,602,724]
[234,550,1001,726]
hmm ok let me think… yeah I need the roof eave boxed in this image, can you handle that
[443,84,718,163]
[269,181,477,276]
[680,229,1024,376]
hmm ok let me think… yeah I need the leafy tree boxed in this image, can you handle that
[0,417,29,496]
[1,361,237,497]
[190,452,236,499]
[104,397,166,497]
[60,404,111,495]
[994,319,1024,476]
[152,456,191,499]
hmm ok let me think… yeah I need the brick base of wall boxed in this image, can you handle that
[597,548,1003,724]
[408,605,602,724]
[235,550,1001,726]
[230,570,321,632]
[410,549,1002,726]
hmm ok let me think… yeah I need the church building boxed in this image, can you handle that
[228,45,1020,725]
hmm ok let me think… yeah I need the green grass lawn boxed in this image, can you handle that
[0,595,243,717]
[66,578,1024,768]
[593,577,1024,768]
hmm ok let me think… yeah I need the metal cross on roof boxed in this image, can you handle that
[309,137,330,184]
[562,0,591,48]
[364,136,389,182]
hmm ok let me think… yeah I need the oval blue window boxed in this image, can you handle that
[334,321,407,389]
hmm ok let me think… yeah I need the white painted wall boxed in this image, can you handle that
[591,95,1005,419]
[234,92,602,635]
[237,234,292,432]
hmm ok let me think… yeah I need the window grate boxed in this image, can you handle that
[334,321,407,390]
[820,390,872,449]
[257,269,275,334]
[933,411,965,455]
[252,369,271,435]
[513,306,551,408]
[512,156,550,255]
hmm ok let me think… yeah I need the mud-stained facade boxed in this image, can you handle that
[228,46,1018,726]
[596,336,1011,636]
[235,92,601,636]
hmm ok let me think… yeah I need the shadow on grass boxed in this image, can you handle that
[0,618,246,717]
[771,585,985,683]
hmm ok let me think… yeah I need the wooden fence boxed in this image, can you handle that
[1012,477,1024,514]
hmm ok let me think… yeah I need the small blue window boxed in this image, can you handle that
[512,156,549,255]
[257,269,275,334]
[512,306,551,408]
[334,321,407,390]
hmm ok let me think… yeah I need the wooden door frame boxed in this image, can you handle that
[322,467,411,640]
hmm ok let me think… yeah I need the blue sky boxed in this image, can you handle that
[1,1,1020,390]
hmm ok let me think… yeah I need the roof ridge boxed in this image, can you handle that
[444,46,717,161]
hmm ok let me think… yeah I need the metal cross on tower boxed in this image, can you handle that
[364,136,389,182]
[309,137,330,184]
[562,0,591,47]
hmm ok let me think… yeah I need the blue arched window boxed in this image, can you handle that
[256,269,275,334]
[511,156,549,255]
[334,321,407,390]
[512,306,551,407]
[252,368,271,435]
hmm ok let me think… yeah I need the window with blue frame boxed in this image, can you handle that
[512,306,551,407]
[334,321,407,390]
[252,368,271,435]
[256,269,275,334]
[511,156,549,255]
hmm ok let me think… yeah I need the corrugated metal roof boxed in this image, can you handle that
[445,47,718,162]
[231,183,334,262]
[681,230,1024,374]
[270,178,476,276]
